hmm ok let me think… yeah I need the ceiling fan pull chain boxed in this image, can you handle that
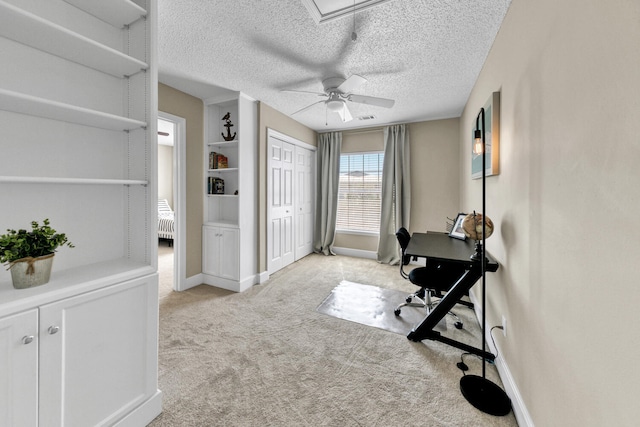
[351,0,357,42]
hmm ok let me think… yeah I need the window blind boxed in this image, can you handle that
[336,152,384,233]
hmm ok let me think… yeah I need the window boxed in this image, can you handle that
[336,152,384,233]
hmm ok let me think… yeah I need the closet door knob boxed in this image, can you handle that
[48,326,60,335]
[22,335,34,345]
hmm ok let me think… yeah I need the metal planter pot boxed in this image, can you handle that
[10,253,55,289]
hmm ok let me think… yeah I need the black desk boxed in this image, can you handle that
[405,232,499,360]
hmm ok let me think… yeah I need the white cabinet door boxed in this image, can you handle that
[219,227,239,280]
[39,275,159,427]
[0,309,38,427]
[203,226,239,280]
[203,225,221,276]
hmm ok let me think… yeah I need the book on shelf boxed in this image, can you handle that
[209,151,228,169]
[207,176,225,194]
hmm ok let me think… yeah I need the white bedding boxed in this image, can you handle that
[158,199,174,241]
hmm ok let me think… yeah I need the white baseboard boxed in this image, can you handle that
[114,390,163,427]
[468,289,534,427]
[182,273,204,291]
[201,273,257,293]
[258,270,269,284]
[332,246,377,259]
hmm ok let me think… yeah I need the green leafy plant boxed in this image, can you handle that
[0,219,74,265]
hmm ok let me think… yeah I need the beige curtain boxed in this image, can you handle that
[313,131,342,255]
[377,124,411,264]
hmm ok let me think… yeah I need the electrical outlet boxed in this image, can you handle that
[501,315,507,337]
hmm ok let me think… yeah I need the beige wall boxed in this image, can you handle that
[461,0,640,425]
[158,83,204,278]
[334,119,461,252]
[257,102,317,272]
[158,144,174,208]
[408,119,460,234]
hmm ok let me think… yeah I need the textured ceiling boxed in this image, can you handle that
[158,0,512,131]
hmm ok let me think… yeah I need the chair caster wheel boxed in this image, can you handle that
[394,309,401,316]
[405,297,412,303]
[454,321,463,329]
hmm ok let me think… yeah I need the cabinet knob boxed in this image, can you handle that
[22,335,34,345]
[48,326,60,335]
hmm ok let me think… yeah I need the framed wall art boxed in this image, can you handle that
[471,91,500,179]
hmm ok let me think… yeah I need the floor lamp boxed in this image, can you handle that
[459,107,511,416]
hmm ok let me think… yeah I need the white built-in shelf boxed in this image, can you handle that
[207,168,239,173]
[206,194,238,198]
[0,88,147,131]
[0,258,155,318]
[204,220,239,228]
[0,176,148,186]
[64,0,146,28]
[208,140,238,147]
[0,0,148,78]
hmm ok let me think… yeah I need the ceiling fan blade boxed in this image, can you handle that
[348,94,395,108]
[291,100,325,116]
[337,74,367,94]
[281,89,326,96]
[337,102,353,122]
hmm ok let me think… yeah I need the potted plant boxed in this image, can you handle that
[0,219,74,289]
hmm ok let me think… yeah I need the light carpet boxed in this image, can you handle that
[150,253,518,427]
[158,241,174,299]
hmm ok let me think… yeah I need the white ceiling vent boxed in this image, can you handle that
[358,115,376,121]
[301,0,395,24]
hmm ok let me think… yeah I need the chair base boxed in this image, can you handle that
[394,291,463,330]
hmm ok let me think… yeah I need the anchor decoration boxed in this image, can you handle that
[221,112,236,141]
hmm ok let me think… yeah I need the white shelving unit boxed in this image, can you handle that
[63,0,146,28]
[0,88,147,131]
[0,176,148,186]
[203,93,258,292]
[0,0,161,425]
[0,0,148,78]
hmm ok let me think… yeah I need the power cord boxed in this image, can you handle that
[457,353,471,373]
[456,325,504,374]
[490,325,503,360]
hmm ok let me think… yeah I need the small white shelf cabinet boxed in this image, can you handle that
[203,226,239,280]
[203,93,258,292]
[0,0,161,425]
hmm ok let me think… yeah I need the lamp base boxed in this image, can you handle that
[460,375,511,416]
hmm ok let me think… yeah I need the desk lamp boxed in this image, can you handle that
[459,107,511,416]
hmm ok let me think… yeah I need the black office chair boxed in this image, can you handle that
[394,227,465,329]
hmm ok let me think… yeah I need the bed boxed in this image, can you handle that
[158,199,175,246]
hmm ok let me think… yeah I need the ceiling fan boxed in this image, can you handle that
[284,75,395,122]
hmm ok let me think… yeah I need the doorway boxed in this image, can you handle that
[158,112,187,293]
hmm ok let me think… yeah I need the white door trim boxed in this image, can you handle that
[158,111,187,291]
[267,128,316,152]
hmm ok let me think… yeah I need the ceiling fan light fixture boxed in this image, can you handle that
[327,99,344,112]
